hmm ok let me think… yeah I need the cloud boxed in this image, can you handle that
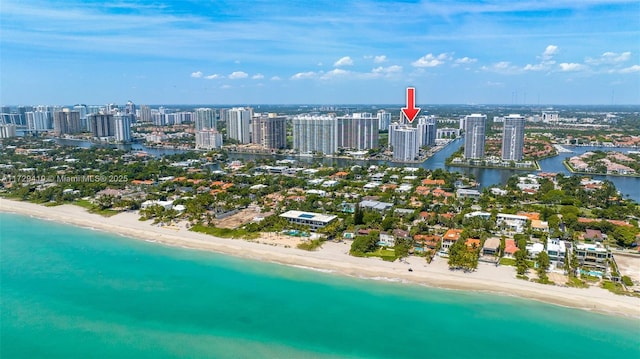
[228,71,249,79]
[481,61,522,74]
[373,55,387,63]
[372,65,402,74]
[270,76,282,81]
[619,65,640,73]
[586,51,632,65]
[291,71,317,80]
[205,74,223,79]
[321,68,349,80]
[252,73,264,80]
[542,45,558,59]
[190,71,203,78]
[486,81,504,87]
[221,84,232,89]
[412,53,450,67]
[559,63,588,72]
[524,45,558,71]
[454,57,477,64]
[334,56,354,67]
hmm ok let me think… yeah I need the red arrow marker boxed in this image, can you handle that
[401,87,421,123]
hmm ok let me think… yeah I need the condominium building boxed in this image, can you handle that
[292,115,338,155]
[195,129,223,150]
[114,114,132,142]
[389,123,418,162]
[26,110,52,132]
[416,115,437,147]
[463,114,486,159]
[251,113,287,149]
[226,107,252,144]
[336,113,379,150]
[377,110,391,131]
[501,114,525,161]
[0,124,16,138]
[53,109,82,135]
[88,113,114,138]
[194,108,216,131]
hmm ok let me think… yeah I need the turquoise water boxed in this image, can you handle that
[1,213,638,358]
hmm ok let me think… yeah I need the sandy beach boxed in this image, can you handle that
[1,197,639,318]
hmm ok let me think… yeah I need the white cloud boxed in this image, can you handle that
[481,61,522,74]
[252,73,264,80]
[559,63,588,72]
[542,45,558,59]
[454,57,477,64]
[619,65,640,73]
[205,74,223,79]
[270,76,282,81]
[229,71,249,79]
[586,51,631,65]
[221,84,232,89]
[412,53,450,67]
[321,68,349,80]
[190,71,203,78]
[291,71,317,80]
[372,65,402,74]
[334,56,354,67]
[524,45,558,71]
[373,55,387,63]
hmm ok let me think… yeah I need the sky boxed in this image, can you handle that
[1,0,639,105]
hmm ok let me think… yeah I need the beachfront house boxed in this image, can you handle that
[546,239,566,270]
[574,243,612,272]
[504,239,519,258]
[279,210,338,232]
[482,237,501,256]
[378,232,395,247]
[441,229,463,253]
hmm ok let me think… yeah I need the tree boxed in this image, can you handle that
[536,251,550,282]
[350,231,379,256]
[515,249,529,276]
[353,204,364,225]
[612,225,638,247]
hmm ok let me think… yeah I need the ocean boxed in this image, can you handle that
[1,213,638,358]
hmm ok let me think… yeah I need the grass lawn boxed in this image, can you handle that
[365,248,397,262]
[73,199,120,217]
[499,257,516,266]
[191,224,259,240]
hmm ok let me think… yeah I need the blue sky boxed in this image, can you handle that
[1,0,638,105]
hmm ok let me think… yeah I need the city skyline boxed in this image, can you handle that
[1,0,639,105]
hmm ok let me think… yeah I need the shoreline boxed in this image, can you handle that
[1,197,639,319]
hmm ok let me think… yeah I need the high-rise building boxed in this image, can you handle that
[251,113,287,149]
[139,105,152,123]
[226,107,252,144]
[53,109,82,135]
[195,129,223,150]
[501,114,525,161]
[194,108,216,131]
[377,110,391,131]
[114,115,132,142]
[292,115,338,155]
[416,116,437,147]
[389,124,419,162]
[337,113,379,150]
[26,111,51,132]
[463,114,487,159]
[0,124,16,138]
[73,105,89,131]
[88,113,115,138]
